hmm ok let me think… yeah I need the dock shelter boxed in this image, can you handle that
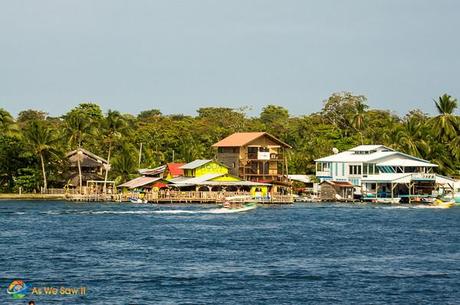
[361,173,455,203]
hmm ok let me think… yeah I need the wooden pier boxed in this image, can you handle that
[64,190,293,204]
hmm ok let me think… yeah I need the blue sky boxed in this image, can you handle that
[1,0,459,117]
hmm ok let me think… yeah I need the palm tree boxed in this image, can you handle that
[102,110,127,193]
[64,110,93,193]
[111,143,137,184]
[431,94,458,140]
[396,117,428,158]
[22,121,58,191]
[352,101,368,144]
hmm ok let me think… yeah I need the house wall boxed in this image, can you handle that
[216,152,239,176]
[216,135,287,181]
[195,162,229,177]
[320,183,337,201]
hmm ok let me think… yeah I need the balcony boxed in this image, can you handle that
[316,170,331,178]
[247,153,284,161]
[411,173,436,181]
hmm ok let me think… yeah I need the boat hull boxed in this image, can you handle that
[432,199,455,209]
[222,202,257,212]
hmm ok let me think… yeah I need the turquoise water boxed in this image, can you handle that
[1,201,459,304]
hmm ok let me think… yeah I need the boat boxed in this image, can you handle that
[129,197,147,203]
[222,201,257,212]
[222,195,257,212]
[443,192,460,205]
[432,198,455,209]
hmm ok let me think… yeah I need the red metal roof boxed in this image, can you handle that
[167,163,185,177]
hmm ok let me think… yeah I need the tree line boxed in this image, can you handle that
[0,92,459,192]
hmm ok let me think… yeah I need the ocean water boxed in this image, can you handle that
[0,201,459,305]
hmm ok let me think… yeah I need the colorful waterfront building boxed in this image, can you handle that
[315,145,455,202]
[164,159,270,195]
[119,163,185,190]
[212,132,291,192]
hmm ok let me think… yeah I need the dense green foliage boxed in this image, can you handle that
[0,92,459,192]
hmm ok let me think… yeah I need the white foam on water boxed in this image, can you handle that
[411,205,448,209]
[43,208,252,215]
[379,205,447,210]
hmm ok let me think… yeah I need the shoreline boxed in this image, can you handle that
[0,194,66,200]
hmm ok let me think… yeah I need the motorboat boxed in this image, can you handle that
[432,198,455,209]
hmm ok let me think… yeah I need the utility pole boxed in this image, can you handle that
[138,142,143,169]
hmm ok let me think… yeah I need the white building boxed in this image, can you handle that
[315,145,455,202]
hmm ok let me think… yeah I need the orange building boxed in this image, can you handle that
[212,132,291,187]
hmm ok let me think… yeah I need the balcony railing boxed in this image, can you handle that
[246,153,284,160]
[316,170,331,177]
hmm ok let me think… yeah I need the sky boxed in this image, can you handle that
[1,0,459,118]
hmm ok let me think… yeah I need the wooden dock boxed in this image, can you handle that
[65,191,293,204]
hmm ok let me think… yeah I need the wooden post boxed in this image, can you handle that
[376,183,379,201]
[408,182,412,203]
[391,183,394,200]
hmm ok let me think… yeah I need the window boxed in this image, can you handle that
[317,162,330,172]
[349,165,362,175]
[218,147,238,153]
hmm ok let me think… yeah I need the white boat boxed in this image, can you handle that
[222,201,257,212]
[129,197,147,203]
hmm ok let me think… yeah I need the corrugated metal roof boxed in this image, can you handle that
[362,173,412,183]
[321,181,354,187]
[377,158,437,167]
[138,165,167,176]
[118,176,162,188]
[316,150,397,162]
[197,181,271,186]
[167,163,185,177]
[288,175,311,183]
[180,160,212,169]
[212,132,291,148]
[349,145,390,151]
[167,174,224,187]
[315,145,435,166]
[181,173,224,184]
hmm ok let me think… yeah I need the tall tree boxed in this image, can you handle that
[395,117,426,158]
[431,94,458,140]
[321,92,368,137]
[22,121,58,191]
[351,101,368,144]
[63,108,94,193]
[0,108,15,135]
[111,143,137,184]
[102,110,127,193]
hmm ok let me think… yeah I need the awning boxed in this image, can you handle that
[288,175,311,183]
[362,173,412,183]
